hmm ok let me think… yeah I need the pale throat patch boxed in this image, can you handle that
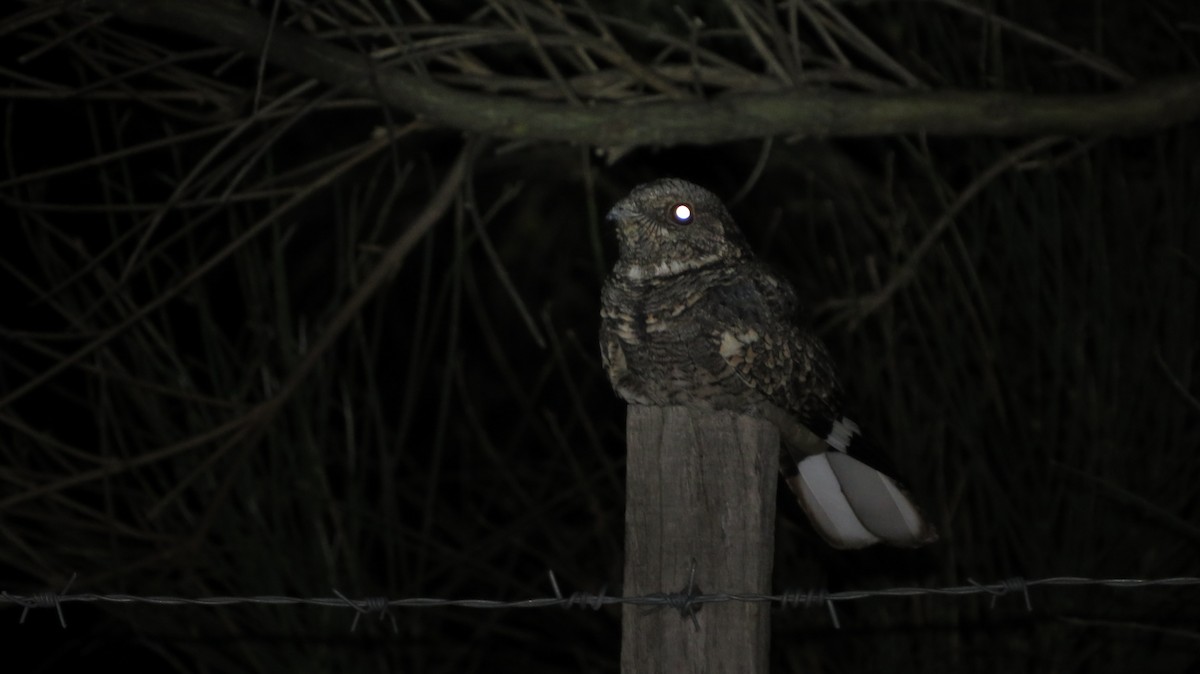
[619,253,724,281]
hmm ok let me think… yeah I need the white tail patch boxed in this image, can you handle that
[823,417,860,452]
[794,454,881,548]
[793,452,933,549]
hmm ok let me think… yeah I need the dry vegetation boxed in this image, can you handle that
[2,0,1199,671]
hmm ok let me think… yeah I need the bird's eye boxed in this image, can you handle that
[669,202,694,225]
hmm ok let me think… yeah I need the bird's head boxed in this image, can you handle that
[606,178,751,280]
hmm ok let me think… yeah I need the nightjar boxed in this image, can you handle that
[600,178,936,549]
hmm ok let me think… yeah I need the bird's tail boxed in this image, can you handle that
[778,416,937,549]
[783,451,936,549]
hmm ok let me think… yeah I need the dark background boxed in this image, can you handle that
[2,1,1198,672]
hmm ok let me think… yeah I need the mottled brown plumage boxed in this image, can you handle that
[600,178,936,549]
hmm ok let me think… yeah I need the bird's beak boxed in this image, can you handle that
[606,204,632,225]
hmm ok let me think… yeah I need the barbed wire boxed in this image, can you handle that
[3,574,1197,631]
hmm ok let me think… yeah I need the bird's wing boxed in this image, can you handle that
[709,270,937,549]
[704,268,842,430]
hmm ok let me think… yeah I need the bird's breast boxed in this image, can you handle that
[600,272,755,409]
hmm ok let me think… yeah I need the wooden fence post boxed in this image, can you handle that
[621,405,779,674]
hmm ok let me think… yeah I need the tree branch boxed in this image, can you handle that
[99,0,1200,144]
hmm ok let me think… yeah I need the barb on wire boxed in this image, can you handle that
[970,577,1033,612]
[3,576,1198,628]
[2,573,76,628]
[548,570,607,611]
[780,588,841,629]
[333,589,398,634]
[662,561,703,629]
[1,570,76,623]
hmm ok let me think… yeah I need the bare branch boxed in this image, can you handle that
[95,0,1200,144]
